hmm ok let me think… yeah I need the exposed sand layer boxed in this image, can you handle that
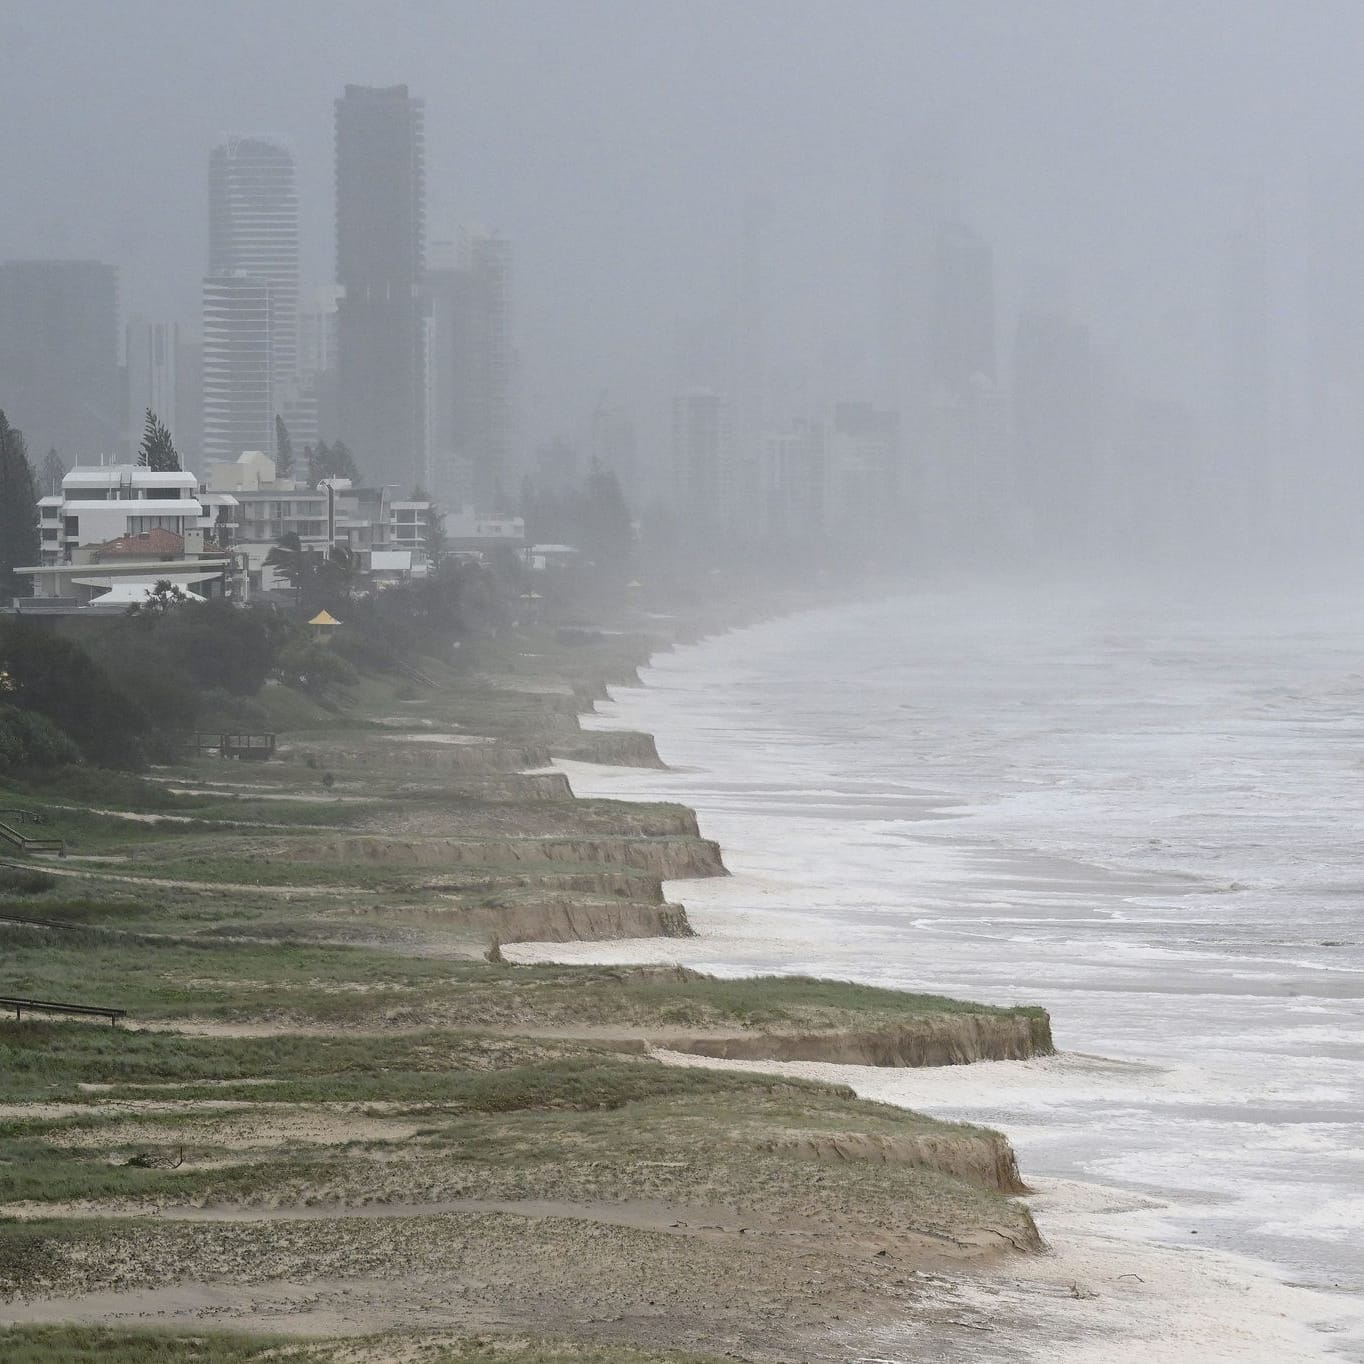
[282,834,727,879]
[659,1012,1053,1068]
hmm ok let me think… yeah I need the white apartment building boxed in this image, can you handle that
[21,464,241,606]
[206,454,438,591]
[444,506,524,554]
[388,500,432,553]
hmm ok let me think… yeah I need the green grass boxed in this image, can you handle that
[0,922,459,1019]
[1,768,211,811]
[0,1020,1000,1221]
[1,921,1050,1033]
[0,865,59,896]
[0,1325,728,1363]
[0,1021,839,1108]
[0,1324,326,1364]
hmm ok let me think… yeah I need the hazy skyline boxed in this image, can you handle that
[4,0,1364,477]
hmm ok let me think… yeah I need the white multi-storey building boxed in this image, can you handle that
[20,464,242,607]
[205,454,437,591]
[202,273,275,462]
[208,137,299,384]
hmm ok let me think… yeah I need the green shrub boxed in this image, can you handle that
[0,706,82,772]
[0,866,59,896]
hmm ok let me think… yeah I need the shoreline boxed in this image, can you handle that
[505,604,1359,1363]
[5,591,1355,1362]
[0,593,1066,1364]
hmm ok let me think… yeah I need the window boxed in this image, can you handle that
[127,515,185,536]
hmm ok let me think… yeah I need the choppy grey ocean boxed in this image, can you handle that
[515,585,1364,1361]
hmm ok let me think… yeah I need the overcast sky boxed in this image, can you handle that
[3,0,1363,448]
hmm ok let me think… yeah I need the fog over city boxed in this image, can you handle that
[9,8,1364,1360]
[5,0,1364,568]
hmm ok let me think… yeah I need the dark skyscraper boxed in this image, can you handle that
[1012,306,1102,556]
[427,233,513,508]
[335,84,426,490]
[930,222,996,398]
[0,259,120,463]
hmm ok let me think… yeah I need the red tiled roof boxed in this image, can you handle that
[92,528,186,560]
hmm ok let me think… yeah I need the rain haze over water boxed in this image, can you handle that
[7,3,1364,1357]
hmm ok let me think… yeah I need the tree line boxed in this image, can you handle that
[0,554,514,775]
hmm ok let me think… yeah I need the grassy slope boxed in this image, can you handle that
[0,1326,727,1363]
[0,622,1048,1361]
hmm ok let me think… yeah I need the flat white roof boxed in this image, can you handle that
[65,467,196,488]
[87,581,208,604]
[19,558,231,577]
[61,499,205,514]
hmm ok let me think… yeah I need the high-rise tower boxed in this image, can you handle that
[203,137,297,460]
[427,232,513,507]
[202,275,275,463]
[0,260,120,462]
[208,138,299,383]
[335,84,426,490]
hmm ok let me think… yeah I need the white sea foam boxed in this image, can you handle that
[512,588,1364,1359]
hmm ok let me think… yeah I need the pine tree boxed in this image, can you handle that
[274,415,294,478]
[137,408,181,472]
[309,439,360,484]
[40,448,66,496]
[0,410,40,599]
[330,440,359,482]
[580,459,634,577]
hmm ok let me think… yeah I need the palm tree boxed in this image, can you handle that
[313,545,357,608]
[264,531,308,604]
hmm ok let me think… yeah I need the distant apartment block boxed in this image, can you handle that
[672,390,731,527]
[0,259,120,463]
[427,232,513,508]
[209,137,299,383]
[824,403,902,545]
[335,84,426,491]
[205,453,436,591]
[202,274,276,462]
[125,317,180,453]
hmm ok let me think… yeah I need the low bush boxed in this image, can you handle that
[0,706,82,772]
[0,865,59,896]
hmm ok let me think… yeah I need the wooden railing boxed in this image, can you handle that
[1,995,126,1025]
[0,810,64,856]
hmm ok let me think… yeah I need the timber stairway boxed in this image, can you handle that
[0,809,64,856]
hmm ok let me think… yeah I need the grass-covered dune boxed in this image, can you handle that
[0,615,1053,1363]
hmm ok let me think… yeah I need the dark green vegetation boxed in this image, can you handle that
[0,539,515,770]
[136,408,181,473]
[0,409,39,601]
[0,1324,314,1364]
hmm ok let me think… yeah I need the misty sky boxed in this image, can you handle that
[3,0,1363,449]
